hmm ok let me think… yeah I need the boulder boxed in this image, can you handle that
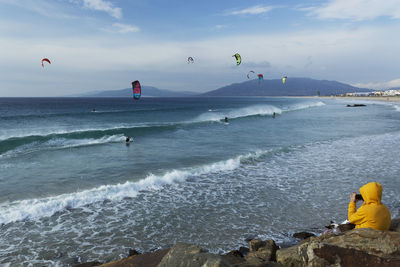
[245,239,279,266]
[239,247,250,256]
[158,243,231,267]
[221,250,246,265]
[128,249,141,257]
[99,248,169,267]
[276,228,400,267]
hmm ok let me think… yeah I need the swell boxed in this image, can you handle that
[2,127,398,225]
[0,123,181,156]
[0,105,201,120]
[0,134,127,159]
[194,101,325,122]
[0,102,326,157]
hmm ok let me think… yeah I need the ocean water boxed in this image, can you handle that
[0,97,399,266]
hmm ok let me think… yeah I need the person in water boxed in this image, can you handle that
[272,112,276,118]
[126,136,131,143]
[348,182,391,230]
[224,117,228,123]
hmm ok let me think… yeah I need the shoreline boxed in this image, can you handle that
[317,95,400,103]
[77,219,400,267]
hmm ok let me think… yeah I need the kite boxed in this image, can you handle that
[282,75,287,84]
[187,57,194,64]
[247,70,255,79]
[232,53,241,65]
[41,58,51,68]
[258,74,263,82]
[131,80,141,100]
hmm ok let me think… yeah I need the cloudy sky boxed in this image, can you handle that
[1,0,400,96]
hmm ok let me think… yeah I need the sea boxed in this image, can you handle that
[0,97,399,266]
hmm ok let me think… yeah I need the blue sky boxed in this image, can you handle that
[1,0,400,96]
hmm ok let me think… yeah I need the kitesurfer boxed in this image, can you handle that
[272,112,276,118]
[126,136,131,143]
[348,182,391,230]
[224,117,228,123]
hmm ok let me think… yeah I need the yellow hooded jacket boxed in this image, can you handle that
[348,182,391,230]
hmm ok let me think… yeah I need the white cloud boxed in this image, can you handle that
[212,25,226,30]
[81,0,122,19]
[1,24,400,95]
[352,79,400,89]
[109,23,140,33]
[309,0,400,20]
[228,5,274,15]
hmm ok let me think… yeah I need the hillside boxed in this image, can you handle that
[201,77,370,96]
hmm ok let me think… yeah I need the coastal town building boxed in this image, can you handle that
[342,89,400,97]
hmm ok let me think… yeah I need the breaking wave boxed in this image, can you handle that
[0,150,268,225]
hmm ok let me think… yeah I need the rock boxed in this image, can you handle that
[158,243,231,267]
[239,247,250,256]
[248,239,274,253]
[99,248,169,267]
[245,239,279,265]
[346,104,366,107]
[128,249,141,256]
[276,245,303,267]
[74,262,102,267]
[390,218,400,232]
[276,228,400,267]
[221,250,245,265]
[293,232,315,240]
[239,257,284,267]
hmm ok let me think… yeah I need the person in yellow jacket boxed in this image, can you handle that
[348,182,391,230]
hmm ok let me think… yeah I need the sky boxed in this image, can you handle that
[1,0,400,96]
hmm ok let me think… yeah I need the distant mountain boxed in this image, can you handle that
[79,86,197,97]
[201,77,371,96]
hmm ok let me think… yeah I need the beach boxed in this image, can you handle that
[320,95,400,102]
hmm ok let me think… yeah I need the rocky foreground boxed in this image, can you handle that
[76,218,400,267]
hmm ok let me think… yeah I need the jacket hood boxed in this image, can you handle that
[360,182,382,204]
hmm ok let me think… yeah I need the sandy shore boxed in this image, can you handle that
[318,96,400,103]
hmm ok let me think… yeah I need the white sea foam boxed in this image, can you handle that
[0,123,159,142]
[0,151,266,225]
[0,102,326,141]
[282,101,326,112]
[391,104,400,112]
[194,105,282,122]
[194,102,325,122]
[0,134,127,159]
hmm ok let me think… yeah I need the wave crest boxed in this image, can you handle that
[0,151,269,224]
